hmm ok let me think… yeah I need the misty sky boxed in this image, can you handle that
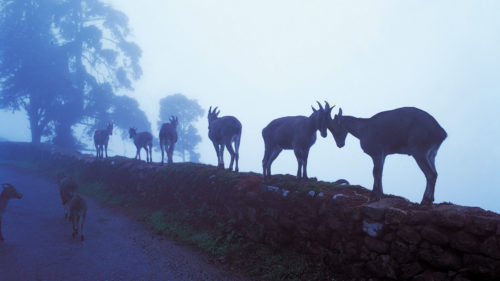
[1,0,499,212]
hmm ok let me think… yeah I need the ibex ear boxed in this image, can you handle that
[208,106,212,114]
[311,105,317,113]
[338,108,343,117]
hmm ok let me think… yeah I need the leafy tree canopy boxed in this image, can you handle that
[0,0,146,149]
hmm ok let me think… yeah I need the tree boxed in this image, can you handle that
[0,0,75,144]
[158,94,203,162]
[0,0,143,148]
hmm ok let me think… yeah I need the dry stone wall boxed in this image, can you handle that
[1,142,499,281]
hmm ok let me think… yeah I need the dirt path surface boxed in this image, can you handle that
[0,166,250,281]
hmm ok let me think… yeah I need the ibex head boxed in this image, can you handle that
[107,123,114,135]
[328,108,347,148]
[169,116,178,128]
[128,127,137,138]
[311,101,334,138]
[1,183,23,199]
[208,106,220,124]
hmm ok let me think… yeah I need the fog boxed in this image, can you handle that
[1,0,499,212]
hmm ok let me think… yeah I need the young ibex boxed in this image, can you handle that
[69,194,87,241]
[0,183,23,241]
[328,107,447,205]
[208,107,242,172]
[57,174,78,220]
[94,123,113,159]
[262,101,333,180]
[129,128,153,163]
[159,116,178,165]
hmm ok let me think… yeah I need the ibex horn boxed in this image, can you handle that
[316,101,324,111]
[324,101,335,112]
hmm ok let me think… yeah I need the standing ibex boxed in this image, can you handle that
[57,173,78,220]
[262,101,333,180]
[208,107,242,172]
[129,128,153,163]
[69,194,87,241]
[94,123,113,159]
[159,116,178,166]
[0,183,23,241]
[328,107,447,205]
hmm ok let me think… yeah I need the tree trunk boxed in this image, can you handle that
[29,115,42,144]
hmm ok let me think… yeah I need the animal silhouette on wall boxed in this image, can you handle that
[262,101,333,180]
[159,116,178,165]
[328,107,447,205]
[208,106,242,172]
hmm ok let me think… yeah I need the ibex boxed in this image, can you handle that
[208,107,242,172]
[69,194,87,241]
[159,116,178,165]
[328,107,447,205]
[0,183,23,241]
[94,123,113,159]
[57,173,78,220]
[129,128,153,163]
[262,101,333,180]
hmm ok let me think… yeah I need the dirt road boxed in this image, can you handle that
[0,165,249,281]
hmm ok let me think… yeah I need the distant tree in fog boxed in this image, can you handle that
[0,0,142,149]
[158,94,203,162]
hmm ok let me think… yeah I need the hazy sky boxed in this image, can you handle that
[2,0,499,212]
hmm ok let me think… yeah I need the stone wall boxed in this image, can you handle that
[1,142,499,281]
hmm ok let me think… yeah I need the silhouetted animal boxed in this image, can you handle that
[262,101,333,180]
[159,116,178,165]
[328,107,447,205]
[0,183,23,241]
[94,123,113,159]
[57,174,78,220]
[69,194,87,241]
[129,128,153,163]
[208,107,242,172]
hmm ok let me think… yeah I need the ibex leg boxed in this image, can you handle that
[370,154,385,201]
[415,154,437,205]
[234,137,240,172]
[212,142,223,168]
[148,146,152,162]
[104,143,108,158]
[144,147,149,163]
[262,146,272,178]
[302,149,310,179]
[80,214,86,241]
[294,149,303,180]
[95,144,99,158]
[225,141,235,171]
[266,148,282,178]
[160,143,165,165]
[0,217,3,241]
[72,215,78,239]
[136,148,141,160]
[168,143,174,164]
